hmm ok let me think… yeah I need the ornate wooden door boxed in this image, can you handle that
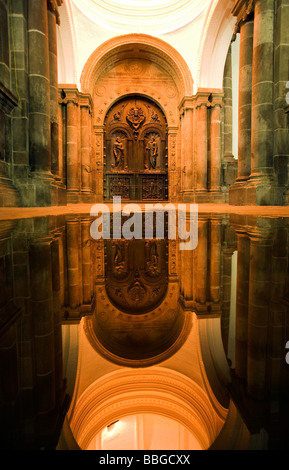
[103,96,168,201]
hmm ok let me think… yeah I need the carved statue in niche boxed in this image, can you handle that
[112,241,127,275]
[112,136,127,170]
[126,106,145,139]
[145,134,159,170]
[145,241,160,277]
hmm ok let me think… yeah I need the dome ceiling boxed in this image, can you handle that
[72,0,210,34]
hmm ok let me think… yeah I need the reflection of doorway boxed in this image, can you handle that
[103,96,168,201]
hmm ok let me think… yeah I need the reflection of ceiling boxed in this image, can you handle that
[72,0,210,34]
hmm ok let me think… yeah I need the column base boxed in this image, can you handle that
[229,178,284,206]
[182,190,194,203]
[194,190,226,203]
[67,190,96,204]
[79,190,95,204]
[17,173,67,207]
[229,180,250,205]
[0,176,20,207]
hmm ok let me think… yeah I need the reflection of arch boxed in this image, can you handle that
[197,0,236,90]
[84,295,191,368]
[80,33,194,98]
[67,367,227,450]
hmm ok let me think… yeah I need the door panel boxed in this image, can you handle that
[103,96,168,201]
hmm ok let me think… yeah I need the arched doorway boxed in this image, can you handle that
[103,96,168,201]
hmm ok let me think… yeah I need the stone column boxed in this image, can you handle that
[223,43,234,160]
[94,127,104,202]
[238,19,254,182]
[167,128,178,202]
[275,0,289,202]
[28,0,51,176]
[209,95,223,199]
[66,95,80,202]
[58,97,64,183]
[180,98,194,202]
[248,0,279,204]
[229,5,254,205]
[80,99,92,201]
[195,93,209,201]
[48,4,59,178]
[235,232,250,381]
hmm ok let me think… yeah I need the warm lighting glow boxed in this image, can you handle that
[72,0,210,34]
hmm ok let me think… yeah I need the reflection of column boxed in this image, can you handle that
[269,226,288,394]
[81,218,93,305]
[250,0,274,181]
[196,220,208,305]
[29,238,55,413]
[221,247,235,356]
[51,237,64,399]
[235,233,250,381]
[66,220,81,309]
[210,219,221,305]
[247,231,272,400]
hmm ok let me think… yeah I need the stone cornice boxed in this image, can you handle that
[232,0,254,33]
[193,89,224,109]
[58,85,93,111]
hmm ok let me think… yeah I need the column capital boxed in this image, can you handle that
[232,0,254,33]
[58,85,79,105]
[47,0,63,25]
[208,91,224,109]
[178,95,195,113]
[193,89,211,108]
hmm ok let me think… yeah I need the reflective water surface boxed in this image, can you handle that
[1,213,289,450]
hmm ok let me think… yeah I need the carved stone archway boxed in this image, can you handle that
[80,34,194,202]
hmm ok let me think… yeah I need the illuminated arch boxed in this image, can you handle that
[80,33,194,98]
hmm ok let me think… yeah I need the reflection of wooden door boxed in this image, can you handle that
[103,96,168,201]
